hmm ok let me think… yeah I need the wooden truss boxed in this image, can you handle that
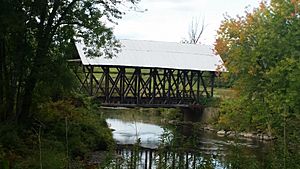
[70,62,215,107]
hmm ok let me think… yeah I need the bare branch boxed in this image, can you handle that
[188,17,206,44]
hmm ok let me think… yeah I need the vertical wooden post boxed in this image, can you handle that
[136,68,141,104]
[197,71,200,102]
[183,70,187,99]
[104,67,109,103]
[167,70,172,103]
[133,68,137,99]
[162,69,167,99]
[151,69,157,103]
[0,40,4,107]
[82,66,87,92]
[189,71,194,98]
[210,72,215,97]
[176,70,180,98]
[120,67,125,103]
[149,69,152,102]
[89,65,93,96]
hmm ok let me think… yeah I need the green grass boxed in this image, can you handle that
[214,88,236,99]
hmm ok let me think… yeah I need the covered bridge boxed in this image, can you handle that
[70,39,225,107]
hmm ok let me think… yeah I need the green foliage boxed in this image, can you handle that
[215,0,300,135]
[218,99,243,131]
[21,149,65,169]
[159,108,182,121]
[198,97,221,107]
[224,145,259,169]
[0,0,139,121]
[0,0,135,167]
[0,125,24,151]
[214,1,300,167]
[0,95,114,169]
[36,96,114,155]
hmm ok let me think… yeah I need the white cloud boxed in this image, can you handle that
[114,0,262,45]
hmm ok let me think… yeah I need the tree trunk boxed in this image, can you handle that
[17,13,54,121]
[18,39,49,121]
[0,39,4,121]
[2,35,24,121]
[1,38,13,121]
[15,37,26,120]
[18,72,37,121]
[15,75,23,120]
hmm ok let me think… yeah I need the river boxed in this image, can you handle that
[101,108,274,169]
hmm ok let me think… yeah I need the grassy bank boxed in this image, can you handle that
[0,95,114,169]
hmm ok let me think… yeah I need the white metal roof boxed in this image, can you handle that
[75,39,226,72]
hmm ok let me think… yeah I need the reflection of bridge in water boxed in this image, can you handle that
[70,40,226,108]
[114,144,222,169]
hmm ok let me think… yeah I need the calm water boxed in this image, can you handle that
[107,118,164,149]
[106,118,264,148]
[102,109,276,169]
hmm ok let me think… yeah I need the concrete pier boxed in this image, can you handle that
[181,105,204,122]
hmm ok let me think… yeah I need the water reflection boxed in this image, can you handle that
[112,145,225,169]
[104,110,270,169]
[107,118,164,149]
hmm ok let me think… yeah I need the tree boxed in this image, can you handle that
[215,1,300,166]
[181,17,206,44]
[215,1,300,165]
[189,17,205,44]
[0,0,139,122]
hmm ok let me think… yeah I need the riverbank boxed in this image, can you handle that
[167,120,276,142]
[102,108,279,169]
[0,95,114,169]
[100,106,277,142]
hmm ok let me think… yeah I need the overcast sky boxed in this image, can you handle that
[113,0,262,45]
